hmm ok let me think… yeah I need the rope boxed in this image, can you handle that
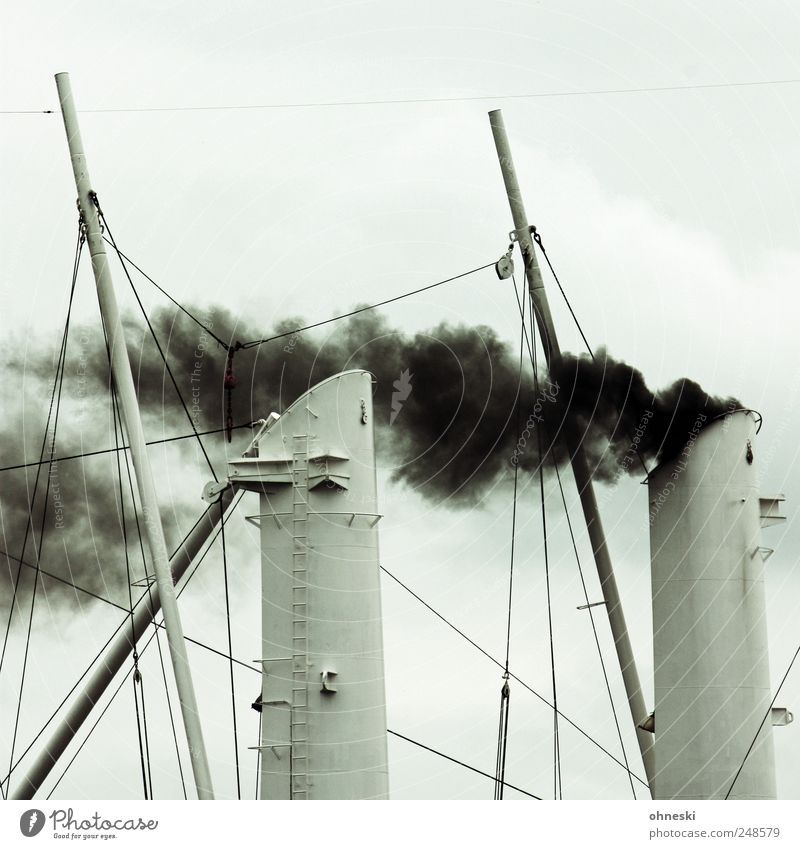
[19,521,648,798]
[107,366,153,800]
[388,729,541,800]
[3,228,82,797]
[0,422,258,474]
[530,226,593,358]
[379,565,649,788]
[510,272,635,796]
[93,197,219,481]
[530,299,562,800]
[504,274,526,673]
[116,442,187,800]
[494,273,526,801]
[724,641,800,799]
[239,262,496,349]
[526,236,652,476]
[219,497,242,798]
[0,228,83,681]
[94,231,493,355]
[553,462,637,798]
[99,237,226,347]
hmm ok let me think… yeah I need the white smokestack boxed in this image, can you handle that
[229,370,389,799]
[648,409,782,800]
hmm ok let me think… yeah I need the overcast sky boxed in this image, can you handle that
[1,0,799,801]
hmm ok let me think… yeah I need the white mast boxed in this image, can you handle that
[488,109,655,792]
[53,72,214,800]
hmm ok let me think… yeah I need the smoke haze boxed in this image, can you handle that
[0,303,739,610]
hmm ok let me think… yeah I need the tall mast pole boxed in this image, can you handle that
[488,109,655,793]
[54,72,214,800]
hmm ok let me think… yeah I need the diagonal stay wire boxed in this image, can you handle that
[530,227,593,359]
[0,230,83,685]
[239,262,496,349]
[531,297,562,800]
[45,493,245,799]
[0,422,257,474]
[724,641,800,799]
[5,231,82,797]
[0,552,258,675]
[94,199,218,482]
[46,634,155,798]
[388,729,541,800]
[106,361,152,800]
[219,498,241,798]
[97,235,493,354]
[553,461,637,799]
[99,236,226,347]
[118,443,187,800]
[512,272,635,797]
[504,273,527,674]
[379,565,649,788]
[494,273,526,801]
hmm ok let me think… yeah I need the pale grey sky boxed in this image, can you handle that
[1,0,799,801]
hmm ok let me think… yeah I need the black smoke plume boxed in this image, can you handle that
[0,303,738,610]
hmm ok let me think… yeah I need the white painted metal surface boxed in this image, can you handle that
[649,410,780,800]
[230,370,389,799]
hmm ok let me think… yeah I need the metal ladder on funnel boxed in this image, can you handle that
[290,434,310,799]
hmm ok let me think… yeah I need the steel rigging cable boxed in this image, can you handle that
[0,422,258,474]
[118,441,188,800]
[108,369,153,800]
[42,493,245,799]
[92,195,219,482]
[530,294,562,800]
[219,496,242,799]
[96,235,495,353]
[379,565,649,789]
[724,641,800,800]
[2,224,83,799]
[0,226,84,680]
[510,258,637,798]
[388,730,542,800]
[0,494,246,795]
[493,272,527,801]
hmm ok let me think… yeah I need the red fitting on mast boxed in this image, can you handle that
[224,342,242,443]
